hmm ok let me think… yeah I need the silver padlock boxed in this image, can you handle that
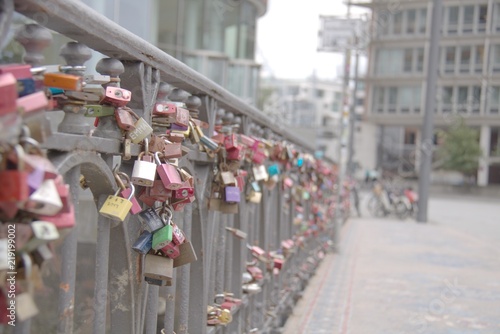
[22,178,63,215]
[23,221,60,252]
[144,254,173,281]
[252,165,268,182]
[131,151,157,187]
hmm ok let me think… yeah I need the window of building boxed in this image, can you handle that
[403,49,413,72]
[492,45,500,73]
[490,128,500,156]
[404,129,417,145]
[418,8,427,34]
[478,5,488,32]
[489,86,500,114]
[442,86,453,113]
[316,89,325,98]
[388,87,397,113]
[474,45,484,73]
[400,87,413,113]
[393,12,403,34]
[444,46,456,73]
[495,4,500,32]
[462,6,475,33]
[374,87,384,113]
[459,46,471,73]
[471,86,481,113]
[447,7,459,34]
[457,86,469,113]
[416,48,424,72]
[406,10,416,34]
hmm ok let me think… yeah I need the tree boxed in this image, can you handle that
[437,121,482,178]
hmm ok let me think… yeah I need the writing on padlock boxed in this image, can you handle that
[138,207,165,232]
[98,183,135,222]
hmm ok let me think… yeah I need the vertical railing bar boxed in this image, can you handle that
[144,285,159,334]
[215,215,225,296]
[93,195,112,334]
[163,273,176,334]
[57,165,80,334]
[175,204,192,334]
[224,215,233,294]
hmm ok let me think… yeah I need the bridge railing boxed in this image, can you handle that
[0,1,343,333]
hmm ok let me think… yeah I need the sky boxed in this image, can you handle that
[256,0,368,80]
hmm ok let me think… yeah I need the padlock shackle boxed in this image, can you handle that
[154,151,164,166]
[113,165,127,190]
[144,137,149,154]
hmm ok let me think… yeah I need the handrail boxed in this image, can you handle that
[13,0,334,162]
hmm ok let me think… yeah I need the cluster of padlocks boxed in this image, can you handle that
[0,61,81,322]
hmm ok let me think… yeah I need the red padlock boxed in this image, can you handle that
[0,145,29,203]
[0,73,17,115]
[16,91,48,114]
[152,102,176,116]
[149,180,172,202]
[163,142,182,159]
[172,223,186,245]
[160,241,180,259]
[224,134,238,150]
[174,107,190,127]
[115,107,136,131]
[101,86,131,107]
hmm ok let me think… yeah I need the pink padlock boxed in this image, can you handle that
[160,241,180,259]
[155,153,182,190]
[115,171,141,215]
[0,73,17,116]
[16,91,48,114]
[172,223,185,245]
[101,86,131,107]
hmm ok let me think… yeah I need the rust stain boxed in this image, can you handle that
[141,52,156,61]
[60,283,70,292]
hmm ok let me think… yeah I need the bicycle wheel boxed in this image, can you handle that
[367,196,385,217]
[394,201,410,220]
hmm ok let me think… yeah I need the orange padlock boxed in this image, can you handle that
[43,72,83,91]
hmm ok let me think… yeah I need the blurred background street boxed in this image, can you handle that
[283,194,500,334]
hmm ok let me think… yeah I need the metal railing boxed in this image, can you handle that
[0,0,342,333]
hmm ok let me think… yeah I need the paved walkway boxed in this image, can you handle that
[283,204,500,333]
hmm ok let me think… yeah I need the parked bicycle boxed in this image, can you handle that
[367,183,412,220]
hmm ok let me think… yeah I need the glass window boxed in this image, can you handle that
[496,4,500,32]
[406,10,416,34]
[316,89,324,98]
[400,87,413,112]
[418,9,427,34]
[414,86,422,113]
[375,87,385,113]
[388,87,397,112]
[375,49,404,75]
[157,0,180,56]
[403,49,413,72]
[457,86,468,112]
[472,86,481,113]
[393,12,403,34]
[447,7,459,34]
[459,46,471,73]
[478,5,488,32]
[444,46,455,73]
[492,45,500,73]
[489,86,500,114]
[442,86,453,113]
[474,45,484,73]
[462,6,474,33]
[416,48,424,72]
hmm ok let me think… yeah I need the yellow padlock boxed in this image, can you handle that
[99,184,135,221]
[218,309,232,325]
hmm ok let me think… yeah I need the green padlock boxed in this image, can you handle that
[152,212,173,250]
[83,104,115,117]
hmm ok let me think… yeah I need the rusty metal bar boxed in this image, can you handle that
[57,165,80,334]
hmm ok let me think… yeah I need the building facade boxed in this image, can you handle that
[363,0,500,185]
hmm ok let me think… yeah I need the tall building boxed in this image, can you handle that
[360,0,500,185]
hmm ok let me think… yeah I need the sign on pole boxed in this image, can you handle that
[318,16,364,52]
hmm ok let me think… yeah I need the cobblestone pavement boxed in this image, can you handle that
[282,197,500,334]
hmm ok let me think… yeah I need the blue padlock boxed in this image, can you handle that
[268,164,280,176]
[132,230,153,254]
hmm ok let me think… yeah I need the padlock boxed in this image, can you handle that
[115,171,141,214]
[0,238,9,270]
[179,168,194,188]
[268,164,280,176]
[220,169,236,186]
[200,135,219,151]
[227,146,244,161]
[0,145,29,203]
[224,186,240,204]
[0,63,32,79]
[137,188,157,207]
[252,165,268,182]
[22,178,63,216]
[149,180,172,202]
[171,223,186,245]
[167,131,185,143]
[23,220,60,252]
[163,142,182,159]
[236,174,245,193]
[115,107,138,131]
[83,104,115,117]
[173,240,198,267]
[32,243,54,267]
[250,245,266,257]
[174,106,190,127]
[132,230,153,254]
[171,197,191,211]
[83,74,110,85]
[172,184,194,199]
[132,151,157,187]
[149,135,167,153]
[152,102,176,116]
[0,73,17,115]
[16,91,48,114]
[37,176,76,229]
[98,185,135,222]
[144,276,172,287]
[144,253,173,281]
[100,86,131,107]
[138,207,165,232]
[152,212,173,250]
[155,153,182,190]
[224,134,238,150]
[225,227,247,239]
[43,72,83,91]
[246,266,263,281]
[128,117,153,144]
[64,90,101,102]
[159,241,180,259]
